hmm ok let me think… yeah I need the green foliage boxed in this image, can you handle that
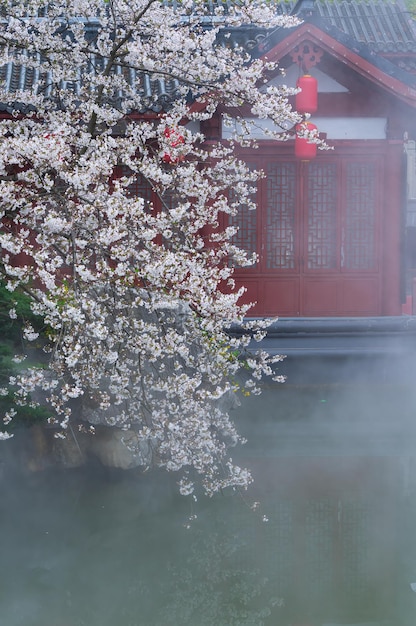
[0,281,51,428]
[406,0,416,16]
[0,281,43,341]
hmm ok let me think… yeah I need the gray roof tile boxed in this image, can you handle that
[315,0,416,52]
[0,0,415,113]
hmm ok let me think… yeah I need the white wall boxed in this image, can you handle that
[221,116,387,140]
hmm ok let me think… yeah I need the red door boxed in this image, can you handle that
[232,145,394,317]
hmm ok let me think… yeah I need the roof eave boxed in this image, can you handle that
[257,22,416,108]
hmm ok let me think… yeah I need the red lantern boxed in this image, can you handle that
[162,152,184,165]
[296,74,318,114]
[162,126,185,164]
[295,122,318,160]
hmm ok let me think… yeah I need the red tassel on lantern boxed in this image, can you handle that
[296,74,318,114]
[295,122,318,160]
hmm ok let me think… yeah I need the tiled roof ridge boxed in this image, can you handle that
[2,0,416,50]
[1,0,416,114]
[314,0,416,52]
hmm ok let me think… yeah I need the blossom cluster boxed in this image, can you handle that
[0,0,296,495]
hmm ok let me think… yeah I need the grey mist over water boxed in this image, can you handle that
[2,384,416,626]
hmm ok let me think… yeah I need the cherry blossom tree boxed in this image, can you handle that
[0,0,302,495]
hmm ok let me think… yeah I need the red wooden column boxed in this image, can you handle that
[382,141,403,315]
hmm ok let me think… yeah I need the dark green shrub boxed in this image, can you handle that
[0,281,51,429]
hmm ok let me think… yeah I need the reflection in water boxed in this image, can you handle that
[1,385,416,626]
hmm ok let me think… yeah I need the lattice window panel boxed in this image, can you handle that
[121,167,180,248]
[344,162,376,270]
[123,167,176,213]
[122,166,153,205]
[229,203,257,260]
[229,165,258,266]
[266,162,296,269]
[307,163,338,270]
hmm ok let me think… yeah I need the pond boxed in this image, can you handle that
[1,384,416,626]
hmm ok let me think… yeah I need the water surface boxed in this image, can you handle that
[1,385,416,626]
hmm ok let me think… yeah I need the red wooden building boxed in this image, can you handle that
[213,0,416,318]
[2,0,416,338]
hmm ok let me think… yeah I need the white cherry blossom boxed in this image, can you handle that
[0,0,300,495]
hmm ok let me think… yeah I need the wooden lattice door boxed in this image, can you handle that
[232,148,390,317]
